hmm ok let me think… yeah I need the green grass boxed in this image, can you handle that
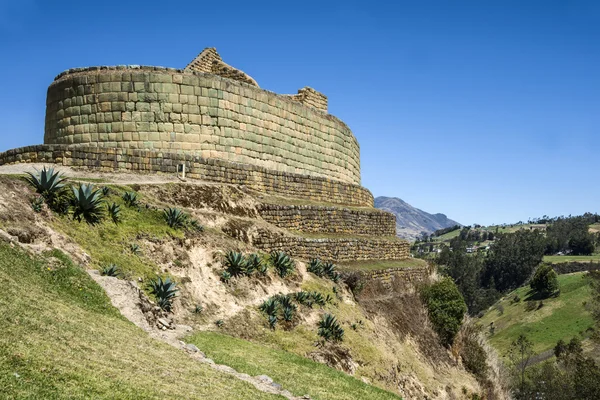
[433,228,461,241]
[52,185,183,281]
[186,331,401,400]
[479,272,594,356]
[544,254,600,264]
[337,258,428,272]
[0,241,279,399]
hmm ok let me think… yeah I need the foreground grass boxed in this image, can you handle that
[543,254,600,264]
[338,258,428,272]
[0,242,279,399]
[186,331,401,400]
[479,272,594,356]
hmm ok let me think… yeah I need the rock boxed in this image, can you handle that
[185,343,200,353]
[270,382,282,390]
[204,358,215,365]
[157,317,171,328]
[256,375,273,384]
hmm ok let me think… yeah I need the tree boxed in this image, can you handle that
[483,230,546,292]
[421,277,467,347]
[530,264,559,297]
[508,334,534,396]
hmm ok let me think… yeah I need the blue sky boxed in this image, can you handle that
[0,0,598,225]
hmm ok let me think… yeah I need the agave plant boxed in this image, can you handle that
[107,202,122,224]
[307,258,324,277]
[122,191,139,208]
[188,218,204,232]
[311,291,326,307]
[318,314,344,342]
[220,271,231,283]
[223,250,247,277]
[259,297,279,317]
[148,276,178,311]
[215,319,224,328]
[163,207,187,229]
[323,261,340,283]
[247,253,267,275]
[268,314,278,330]
[193,304,203,314]
[282,306,294,322]
[270,251,295,278]
[101,186,111,197]
[25,166,67,199]
[72,184,104,224]
[130,243,140,255]
[30,196,44,213]
[101,264,120,277]
[294,291,311,306]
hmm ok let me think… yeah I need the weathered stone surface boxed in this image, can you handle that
[44,65,358,185]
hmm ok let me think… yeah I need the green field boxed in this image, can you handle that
[0,242,278,399]
[543,254,600,264]
[479,272,594,356]
[186,331,401,400]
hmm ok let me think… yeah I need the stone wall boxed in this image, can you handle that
[287,87,328,113]
[360,265,430,286]
[257,204,396,236]
[252,229,410,262]
[185,48,259,87]
[44,65,361,185]
[0,144,374,207]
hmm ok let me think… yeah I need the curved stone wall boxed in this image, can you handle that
[44,66,361,185]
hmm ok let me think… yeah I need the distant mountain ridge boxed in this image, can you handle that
[375,196,461,241]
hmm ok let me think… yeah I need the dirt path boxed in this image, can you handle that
[89,271,305,400]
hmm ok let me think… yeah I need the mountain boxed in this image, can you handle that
[375,196,461,241]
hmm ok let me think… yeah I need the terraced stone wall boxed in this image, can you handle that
[252,230,410,262]
[257,204,396,236]
[0,145,374,207]
[44,66,360,185]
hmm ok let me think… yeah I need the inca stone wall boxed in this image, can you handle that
[286,87,328,112]
[185,48,259,87]
[252,229,410,262]
[257,204,396,236]
[0,145,374,207]
[44,65,360,185]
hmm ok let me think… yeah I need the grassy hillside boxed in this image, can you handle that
[0,242,279,399]
[543,254,600,264]
[186,332,401,400]
[479,272,594,356]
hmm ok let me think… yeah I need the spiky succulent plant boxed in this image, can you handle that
[270,251,295,278]
[122,191,139,208]
[107,202,121,224]
[148,276,178,312]
[223,250,247,277]
[163,207,187,229]
[71,184,104,224]
[318,314,344,342]
[101,264,120,277]
[307,258,324,276]
[25,166,67,198]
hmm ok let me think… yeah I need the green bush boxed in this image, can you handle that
[421,277,467,347]
[148,276,178,311]
[530,264,559,297]
[270,251,295,278]
[71,184,104,225]
[318,314,344,342]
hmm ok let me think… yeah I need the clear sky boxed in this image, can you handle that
[0,0,598,225]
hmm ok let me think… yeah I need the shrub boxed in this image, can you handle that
[270,251,295,278]
[148,276,178,311]
[107,202,122,224]
[71,184,104,225]
[25,166,67,205]
[223,250,248,277]
[163,207,187,229]
[530,264,559,297]
[421,277,467,347]
[318,314,344,342]
[122,192,139,208]
[459,324,488,382]
[343,271,364,295]
[100,264,120,277]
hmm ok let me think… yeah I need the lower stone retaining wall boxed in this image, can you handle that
[257,204,396,236]
[360,266,430,285]
[252,230,410,262]
[0,144,373,207]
